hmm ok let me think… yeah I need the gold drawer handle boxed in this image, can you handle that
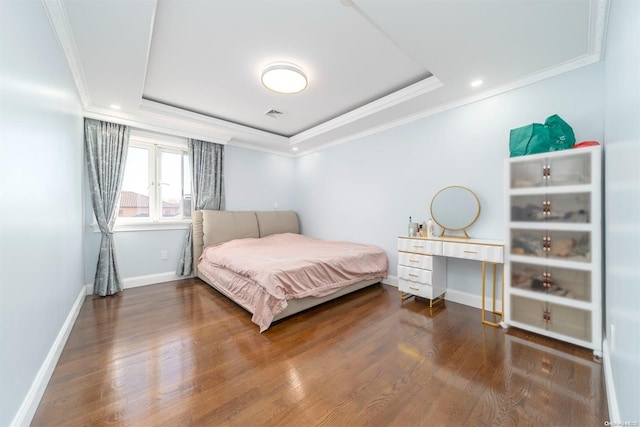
[409,259,420,263]
[464,250,477,254]
[409,286,420,291]
[413,245,424,248]
[408,273,419,278]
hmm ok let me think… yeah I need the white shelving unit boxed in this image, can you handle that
[504,145,602,355]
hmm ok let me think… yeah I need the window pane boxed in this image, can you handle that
[160,151,184,218]
[119,146,150,218]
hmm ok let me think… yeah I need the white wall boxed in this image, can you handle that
[0,1,84,425]
[603,0,640,422]
[225,145,296,211]
[296,63,605,295]
[83,144,296,284]
[83,228,189,284]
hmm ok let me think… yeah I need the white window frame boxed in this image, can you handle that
[92,130,191,232]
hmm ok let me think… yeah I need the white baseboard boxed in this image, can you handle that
[123,271,185,289]
[602,339,620,423]
[445,288,502,312]
[85,271,187,295]
[11,285,86,427]
[382,275,398,287]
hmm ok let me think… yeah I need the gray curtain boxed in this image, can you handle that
[177,139,225,276]
[84,118,129,296]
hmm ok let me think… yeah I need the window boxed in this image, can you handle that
[117,132,191,226]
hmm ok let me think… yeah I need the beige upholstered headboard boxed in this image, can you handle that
[193,210,299,275]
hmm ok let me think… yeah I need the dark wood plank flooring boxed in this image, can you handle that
[32,279,608,426]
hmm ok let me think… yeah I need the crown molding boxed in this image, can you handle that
[296,51,604,157]
[226,140,295,158]
[589,0,611,60]
[42,0,92,107]
[83,106,231,145]
[139,99,289,145]
[290,76,443,145]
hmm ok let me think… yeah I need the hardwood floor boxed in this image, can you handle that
[32,279,608,426]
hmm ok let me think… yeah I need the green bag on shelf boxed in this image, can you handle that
[509,122,549,157]
[509,114,576,157]
[544,114,576,151]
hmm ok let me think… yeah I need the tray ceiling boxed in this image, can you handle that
[45,0,608,155]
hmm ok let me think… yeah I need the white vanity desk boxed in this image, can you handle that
[397,235,505,326]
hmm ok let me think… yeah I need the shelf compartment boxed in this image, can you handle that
[511,229,591,262]
[510,193,590,224]
[511,295,592,342]
[510,261,591,302]
[510,150,592,189]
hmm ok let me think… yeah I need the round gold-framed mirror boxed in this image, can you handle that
[430,186,481,238]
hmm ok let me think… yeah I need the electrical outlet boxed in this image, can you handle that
[161,250,168,260]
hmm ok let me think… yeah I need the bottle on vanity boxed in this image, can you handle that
[426,218,435,238]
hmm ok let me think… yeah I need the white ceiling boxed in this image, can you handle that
[44,0,608,156]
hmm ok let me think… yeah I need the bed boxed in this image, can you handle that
[193,210,388,331]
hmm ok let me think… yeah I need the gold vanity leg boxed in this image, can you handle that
[494,263,504,319]
[400,290,445,307]
[501,264,505,319]
[481,262,487,323]
[429,292,446,308]
[400,291,414,303]
[482,261,503,327]
[492,263,497,314]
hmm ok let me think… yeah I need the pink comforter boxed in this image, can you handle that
[198,233,388,331]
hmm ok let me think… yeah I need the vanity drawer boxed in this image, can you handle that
[398,252,433,270]
[442,242,503,263]
[398,265,432,285]
[398,279,442,300]
[397,238,442,255]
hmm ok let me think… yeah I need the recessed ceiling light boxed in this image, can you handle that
[109,104,122,110]
[261,62,307,94]
[292,147,299,151]
[470,80,483,87]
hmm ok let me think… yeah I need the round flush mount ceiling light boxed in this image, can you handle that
[470,79,484,87]
[261,62,307,94]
